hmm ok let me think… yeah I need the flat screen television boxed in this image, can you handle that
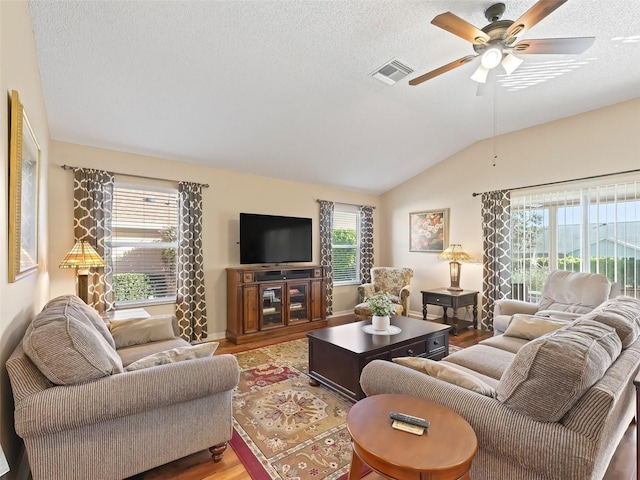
[240,213,312,264]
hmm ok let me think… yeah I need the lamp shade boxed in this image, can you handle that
[59,240,106,269]
[438,244,471,262]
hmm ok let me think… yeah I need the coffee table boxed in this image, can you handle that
[347,393,477,480]
[307,316,450,401]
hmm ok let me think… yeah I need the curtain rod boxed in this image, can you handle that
[61,164,210,188]
[316,199,376,209]
[471,168,640,197]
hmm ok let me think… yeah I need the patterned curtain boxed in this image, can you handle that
[481,190,512,330]
[359,205,374,284]
[318,200,334,315]
[176,182,207,341]
[73,168,115,312]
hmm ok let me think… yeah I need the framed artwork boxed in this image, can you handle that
[409,209,449,253]
[8,90,40,282]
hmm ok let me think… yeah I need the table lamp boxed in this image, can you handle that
[59,240,106,304]
[438,244,471,291]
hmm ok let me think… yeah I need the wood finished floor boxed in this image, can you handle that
[133,315,637,480]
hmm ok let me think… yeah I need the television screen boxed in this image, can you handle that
[240,213,312,264]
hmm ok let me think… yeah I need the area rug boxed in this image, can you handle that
[230,338,463,480]
[230,339,359,480]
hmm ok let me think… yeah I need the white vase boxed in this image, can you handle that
[372,315,390,332]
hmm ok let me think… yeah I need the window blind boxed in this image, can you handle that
[332,210,360,284]
[110,186,179,305]
[511,179,640,301]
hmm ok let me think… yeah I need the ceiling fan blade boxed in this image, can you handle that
[431,12,490,45]
[512,37,595,54]
[505,0,569,44]
[409,55,477,86]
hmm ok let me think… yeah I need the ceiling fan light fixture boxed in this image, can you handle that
[501,53,524,75]
[480,47,502,69]
[470,64,490,83]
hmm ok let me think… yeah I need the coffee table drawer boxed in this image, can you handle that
[391,340,426,359]
[427,332,447,355]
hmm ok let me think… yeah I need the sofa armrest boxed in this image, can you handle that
[493,299,538,317]
[358,283,375,303]
[399,285,412,300]
[14,354,239,438]
[360,360,594,479]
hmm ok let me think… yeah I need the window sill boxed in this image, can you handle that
[334,280,361,287]
[115,297,176,309]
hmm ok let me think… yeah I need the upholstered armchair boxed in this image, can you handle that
[493,270,616,335]
[354,267,413,320]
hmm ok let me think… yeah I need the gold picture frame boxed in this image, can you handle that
[409,209,449,253]
[9,90,40,282]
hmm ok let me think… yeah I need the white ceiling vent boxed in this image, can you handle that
[371,59,414,85]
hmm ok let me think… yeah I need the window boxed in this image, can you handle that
[109,184,179,306]
[510,178,640,302]
[332,205,360,285]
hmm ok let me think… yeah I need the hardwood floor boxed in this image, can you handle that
[134,315,636,480]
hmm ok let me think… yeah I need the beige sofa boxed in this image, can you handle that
[6,295,240,480]
[360,295,640,480]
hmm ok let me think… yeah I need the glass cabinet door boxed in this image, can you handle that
[288,282,309,324]
[261,285,284,329]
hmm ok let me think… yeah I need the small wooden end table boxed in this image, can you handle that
[347,393,477,480]
[421,288,478,335]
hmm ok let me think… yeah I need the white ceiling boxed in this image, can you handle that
[28,1,640,194]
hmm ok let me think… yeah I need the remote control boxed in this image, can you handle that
[391,420,424,436]
[389,412,430,429]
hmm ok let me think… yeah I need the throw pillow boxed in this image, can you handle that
[393,356,496,398]
[125,342,219,371]
[580,296,640,348]
[497,319,621,422]
[503,315,568,340]
[109,315,177,349]
[43,294,116,349]
[23,303,124,385]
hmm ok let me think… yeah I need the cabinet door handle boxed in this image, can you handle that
[433,339,440,346]
[407,349,414,356]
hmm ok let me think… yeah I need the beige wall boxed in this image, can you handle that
[0,0,51,475]
[381,98,640,319]
[48,141,380,336]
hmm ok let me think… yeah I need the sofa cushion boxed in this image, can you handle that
[23,303,124,385]
[393,356,496,397]
[109,315,177,349]
[503,315,568,340]
[444,344,516,380]
[580,296,640,348]
[124,342,219,371]
[43,294,115,349]
[479,335,530,354]
[497,319,621,422]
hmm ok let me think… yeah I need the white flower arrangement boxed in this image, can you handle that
[366,292,394,316]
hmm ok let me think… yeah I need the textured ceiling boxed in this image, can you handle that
[28,1,640,194]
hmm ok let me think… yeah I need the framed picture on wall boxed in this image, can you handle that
[8,90,40,282]
[409,209,449,253]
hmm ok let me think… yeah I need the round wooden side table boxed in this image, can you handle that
[346,393,477,480]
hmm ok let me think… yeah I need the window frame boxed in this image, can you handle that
[109,182,179,308]
[331,204,361,286]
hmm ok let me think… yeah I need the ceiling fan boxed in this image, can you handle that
[409,0,595,86]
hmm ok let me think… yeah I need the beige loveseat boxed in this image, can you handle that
[6,295,239,480]
[360,296,640,480]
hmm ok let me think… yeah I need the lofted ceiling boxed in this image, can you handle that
[28,1,640,195]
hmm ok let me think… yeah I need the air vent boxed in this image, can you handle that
[371,59,414,85]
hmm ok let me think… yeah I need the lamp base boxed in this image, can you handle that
[447,286,463,292]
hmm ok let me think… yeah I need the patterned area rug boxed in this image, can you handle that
[230,338,363,480]
[230,338,463,480]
